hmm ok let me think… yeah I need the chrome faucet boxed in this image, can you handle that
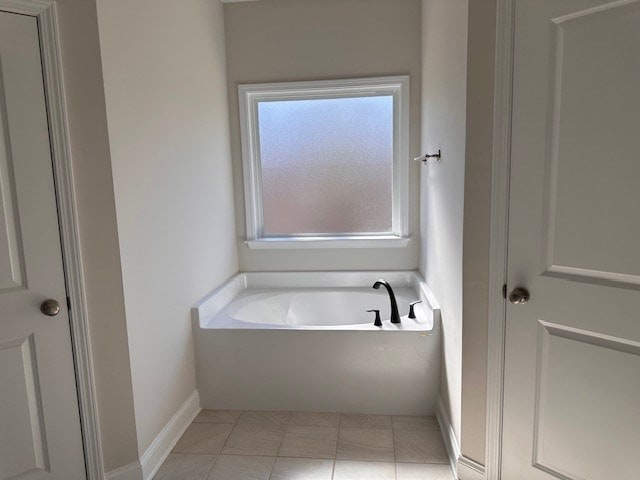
[372,279,401,324]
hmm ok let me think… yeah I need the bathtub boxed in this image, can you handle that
[192,271,440,414]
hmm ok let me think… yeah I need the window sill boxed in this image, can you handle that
[245,236,411,250]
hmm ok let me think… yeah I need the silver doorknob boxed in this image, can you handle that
[508,287,530,305]
[40,299,61,316]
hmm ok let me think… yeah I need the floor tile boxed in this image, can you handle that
[394,429,449,463]
[333,460,396,480]
[222,423,285,456]
[172,423,234,454]
[194,410,242,424]
[289,412,340,427]
[278,426,338,459]
[207,455,274,480]
[153,453,215,480]
[238,411,290,427]
[392,415,439,431]
[269,457,333,480]
[336,428,394,462]
[340,414,392,429]
[396,463,454,480]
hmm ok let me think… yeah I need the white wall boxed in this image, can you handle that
[55,0,139,471]
[224,0,422,272]
[420,0,468,447]
[96,0,238,455]
[461,0,497,465]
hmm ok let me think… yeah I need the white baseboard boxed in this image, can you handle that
[457,455,486,480]
[139,390,201,480]
[435,396,488,480]
[105,461,142,480]
[435,396,461,479]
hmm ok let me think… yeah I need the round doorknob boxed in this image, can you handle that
[508,287,530,305]
[40,299,61,316]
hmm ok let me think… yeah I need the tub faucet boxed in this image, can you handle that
[372,279,401,324]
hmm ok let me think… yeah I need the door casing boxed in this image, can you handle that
[486,0,517,479]
[0,1,104,479]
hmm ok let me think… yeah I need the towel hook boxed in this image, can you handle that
[414,150,442,163]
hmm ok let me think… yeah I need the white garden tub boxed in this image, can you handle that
[192,271,440,414]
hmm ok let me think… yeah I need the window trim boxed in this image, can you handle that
[238,76,410,249]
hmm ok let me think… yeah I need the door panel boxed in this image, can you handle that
[0,335,48,479]
[0,56,25,292]
[542,0,640,287]
[0,11,86,480]
[503,1,640,479]
[532,322,640,479]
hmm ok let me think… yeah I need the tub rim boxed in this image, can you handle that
[192,270,441,332]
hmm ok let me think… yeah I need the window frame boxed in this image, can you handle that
[238,76,410,249]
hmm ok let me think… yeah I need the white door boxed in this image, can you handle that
[502,1,640,479]
[0,11,86,480]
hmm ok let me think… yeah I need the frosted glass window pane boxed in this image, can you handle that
[257,96,394,236]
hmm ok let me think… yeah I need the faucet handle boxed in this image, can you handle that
[408,300,422,319]
[366,309,382,327]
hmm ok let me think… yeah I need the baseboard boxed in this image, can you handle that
[457,455,486,480]
[435,396,488,480]
[105,461,142,480]
[139,390,201,480]
[435,396,461,479]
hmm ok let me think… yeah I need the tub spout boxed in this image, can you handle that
[372,279,401,324]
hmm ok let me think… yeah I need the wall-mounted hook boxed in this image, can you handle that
[414,150,442,163]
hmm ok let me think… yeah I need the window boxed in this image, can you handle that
[239,76,409,249]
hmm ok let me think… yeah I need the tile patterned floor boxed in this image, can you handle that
[154,410,454,480]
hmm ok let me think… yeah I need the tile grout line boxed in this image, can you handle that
[203,453,218,480]
[206,411,242,478]
[264,452,277,480]
[269,411,291,479]
[331,413,343,480]
[176,411,232,480]
[391,415,399,480]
